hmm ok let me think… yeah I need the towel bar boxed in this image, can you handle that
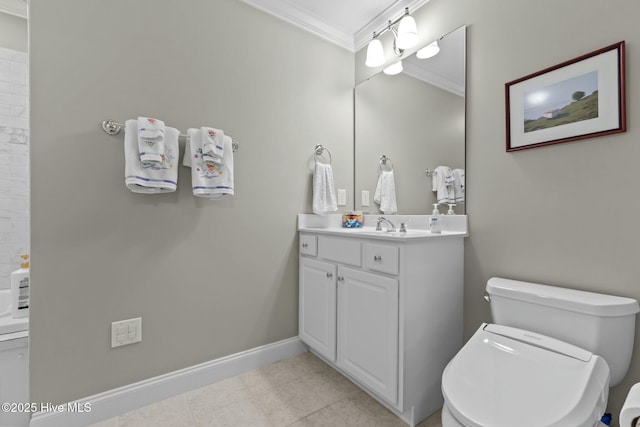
[101,119,239,152]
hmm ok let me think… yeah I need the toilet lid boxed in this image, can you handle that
[442,323,610,427]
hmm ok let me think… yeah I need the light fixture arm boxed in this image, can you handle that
[389,26,404,57]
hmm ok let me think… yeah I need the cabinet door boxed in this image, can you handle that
[337,267,398,404]
[0,338,29,427]
[299,257,337,362]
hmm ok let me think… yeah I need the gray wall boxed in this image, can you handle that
[357,0,640,420]
[29,0,353,404]
[355,73,464,214]
[0,11,27,52]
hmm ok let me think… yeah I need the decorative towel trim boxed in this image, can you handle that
[193,186,233,190]
[126,175,177,186]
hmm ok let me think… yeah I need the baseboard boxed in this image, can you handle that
[30,336,307,427]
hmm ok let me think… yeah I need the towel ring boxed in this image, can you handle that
[314,144,332,164]
[380,155,394,171]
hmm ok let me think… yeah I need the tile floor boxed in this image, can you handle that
[89,351,443,427]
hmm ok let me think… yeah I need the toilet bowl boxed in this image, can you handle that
[441,277,640,427]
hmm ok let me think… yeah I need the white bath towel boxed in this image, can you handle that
[432,166,455,203]
[125,119,178,193]
[183,138,191,167]
[186,128,234,199]
[137,117,166,168]
[201,127,224,165]
[453,168,465,202]
[312,162,338,215]
[374,170,397,214]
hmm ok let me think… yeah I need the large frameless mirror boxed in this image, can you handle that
[355,25,466,214]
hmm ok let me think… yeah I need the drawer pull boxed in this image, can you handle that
[302,243,309,248]
[326,272,333,279]
[373,255,382,262]
[337,276,344,282]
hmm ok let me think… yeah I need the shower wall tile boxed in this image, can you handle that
[0,47,29,290]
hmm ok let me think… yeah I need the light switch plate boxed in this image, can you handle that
[361,190,370,207]
[111,317,142,348]
[337,189,347,206]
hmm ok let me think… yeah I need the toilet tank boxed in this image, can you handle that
[486,277,640,387]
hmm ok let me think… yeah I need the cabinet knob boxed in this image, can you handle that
[337,276,344,282]
[326,272,333,279]
[302,243,308,248]
[373,255,382,262]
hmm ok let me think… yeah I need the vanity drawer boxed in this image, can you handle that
[318,236,361,267]
[300,234,318,256]
[364,243,399,275]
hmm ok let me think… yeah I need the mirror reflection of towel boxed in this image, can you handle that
[453,168,465,202]
[374,170,397,214]
[432,166,455,203]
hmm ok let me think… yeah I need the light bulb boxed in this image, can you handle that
[417,41,440,59]
[396,15,418,50]
[383,61,403,75]
[365,39,385,68]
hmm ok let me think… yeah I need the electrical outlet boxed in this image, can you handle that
[111,317,142,348]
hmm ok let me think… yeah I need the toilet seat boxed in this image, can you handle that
[442,323,610,427]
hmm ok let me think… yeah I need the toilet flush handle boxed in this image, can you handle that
[483,292,491,303]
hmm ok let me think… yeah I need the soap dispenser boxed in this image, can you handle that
[429,204,442,234]
[10,254,30,318]
[447,204,456,215]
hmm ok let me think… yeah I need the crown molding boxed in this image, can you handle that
[0,0,27,19]
[240,0,430,53]
[403,59,465,97]
[239,0,355,51]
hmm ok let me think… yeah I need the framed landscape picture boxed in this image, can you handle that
[506,41,625,152]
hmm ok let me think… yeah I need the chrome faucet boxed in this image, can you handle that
[376,216,396,232]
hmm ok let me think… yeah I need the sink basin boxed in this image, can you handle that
[348,227,433,237]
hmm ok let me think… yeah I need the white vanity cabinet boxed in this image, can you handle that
[299,230,464,427]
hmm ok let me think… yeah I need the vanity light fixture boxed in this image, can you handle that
[383,61,403,75]
[416,40,440,59]
[396,13,418,49]
[365,39,385,67]
[365,7,419,68]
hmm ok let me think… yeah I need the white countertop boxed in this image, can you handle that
[298,226,466,240]
[298,213,468,241]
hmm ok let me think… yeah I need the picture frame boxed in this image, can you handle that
[505,41,625,152]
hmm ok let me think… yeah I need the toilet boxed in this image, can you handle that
[441,277,640,427]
